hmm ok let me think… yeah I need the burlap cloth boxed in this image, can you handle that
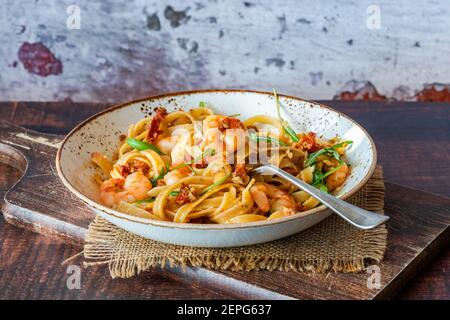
[83,166,387,278]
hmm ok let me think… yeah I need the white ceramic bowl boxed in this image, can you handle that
[56,90,376,247]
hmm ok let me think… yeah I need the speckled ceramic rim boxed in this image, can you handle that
[56,89,377,230]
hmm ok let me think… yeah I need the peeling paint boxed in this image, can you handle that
[177,38,198,53]
[392,85,414,101]
[164,5,190,28]
[189,41,199,53]
[146,12,161,31]
[55,35,67,42]
[297,18,312,24]
[1,1,449,102]
[277,15,287,38]
[289,61,295,70]
[177,38,189,50]
[16,25,26,35]
[415,83,450,102]
[309,72,323,86]
[17,42,63,77]
[266,57,285,69]
[333,80,387,101]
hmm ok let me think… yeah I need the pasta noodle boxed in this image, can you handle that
[91,100,352,224]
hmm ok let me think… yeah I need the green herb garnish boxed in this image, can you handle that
[249,133,288,146]
[150,164,170,187]
[228,113,241,117]
[305,141,353,167]
[127,137,164,155]
[199,101,206,107]
[314,182,329,194]
[135,197,156,204]
[200,173,231,195]
[169,191,180,196]
[274,89,299,143]
[312,163,344,186]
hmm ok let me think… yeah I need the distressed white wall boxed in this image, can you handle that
[0,0,449,102]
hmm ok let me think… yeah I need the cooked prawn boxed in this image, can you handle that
[170,134,192,164]
[250,183,296,215]
[164,166,191,185]
[325,162,349,191]
[156,135,179,155]
[203,115,243,132]
[123,172,152,199]
[203,115,245,153]
[100,172,152,206]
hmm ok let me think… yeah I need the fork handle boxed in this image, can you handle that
[261,165,389,229]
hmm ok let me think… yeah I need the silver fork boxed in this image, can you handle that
[250,164,389,229]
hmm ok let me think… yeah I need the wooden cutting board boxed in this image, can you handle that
[1,120,449,300]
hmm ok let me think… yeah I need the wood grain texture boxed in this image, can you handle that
[0,218,243,299]
[0,101,449,299]
[0,122,91,245]
[218,184,450,300]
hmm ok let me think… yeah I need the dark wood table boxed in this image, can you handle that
[0,100,448,299]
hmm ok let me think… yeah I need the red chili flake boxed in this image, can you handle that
[147,107,168,143]
[17,42,63,77]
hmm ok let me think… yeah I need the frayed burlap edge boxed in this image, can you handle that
[83,167,387,278]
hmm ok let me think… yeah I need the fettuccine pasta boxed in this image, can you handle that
[91,94,353,224]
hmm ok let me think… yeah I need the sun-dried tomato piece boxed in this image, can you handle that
[147,107,168,143]
[297,132,321,152]
[175,184,197,205]
[118,165,131,177]
[119,160,150,177]
[130,160,150,175]
[218,117,243,131]
[232,164,250,185]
